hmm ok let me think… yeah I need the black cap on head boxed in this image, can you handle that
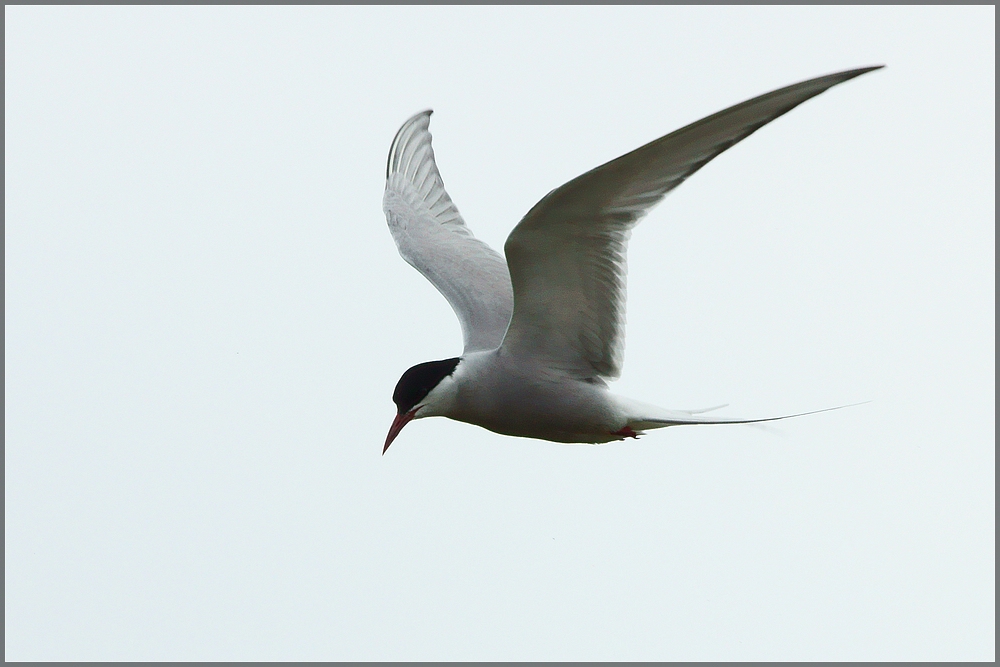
[392,357,461,414]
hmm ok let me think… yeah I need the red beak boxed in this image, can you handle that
[383,409,417,455]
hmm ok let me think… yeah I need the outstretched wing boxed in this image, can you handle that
[383,110,514,353]
[501,66,882,379]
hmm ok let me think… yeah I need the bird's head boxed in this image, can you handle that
[384,357,461,454]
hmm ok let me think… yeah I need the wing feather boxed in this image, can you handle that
[501,66,882,379]
[383,111,514,353]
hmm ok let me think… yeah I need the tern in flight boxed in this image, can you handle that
[382,66,880,454]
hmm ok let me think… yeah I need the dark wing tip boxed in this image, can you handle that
[784,64,884,96]
[838,64,885,79]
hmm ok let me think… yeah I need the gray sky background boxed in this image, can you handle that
[5,6,994,660]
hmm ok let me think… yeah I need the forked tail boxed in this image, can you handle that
[624,400,870,432]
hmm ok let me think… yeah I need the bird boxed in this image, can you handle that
[381,66,881,454]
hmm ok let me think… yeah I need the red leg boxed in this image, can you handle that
[612,426,640,439]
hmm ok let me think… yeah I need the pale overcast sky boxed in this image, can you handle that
[5,6,994,660]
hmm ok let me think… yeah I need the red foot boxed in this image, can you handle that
[612,426,640,439]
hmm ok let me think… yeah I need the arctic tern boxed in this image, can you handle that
[382,66,880,454]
